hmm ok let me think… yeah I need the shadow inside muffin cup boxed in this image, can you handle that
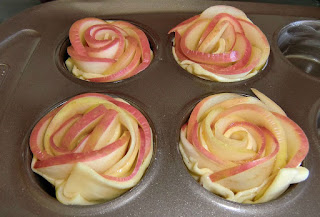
[26,142,56,199]
[278,20,320,78]
[317,110,320,138]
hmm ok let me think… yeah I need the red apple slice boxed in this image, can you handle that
[273,113,309,168]
[104,126,140,178]
[216,104,287,172]
[81,132,130,174]
[101,36,138,76]
[200,32,251,73]
[40,94,120,155]
[59,129,152,202]
[72,93,152,161]
[204,119,266,161]
[121,47,144,79]
[104,132,139,177]
[88,44,141,82]
[180,124,235,173]
[169,6,270,82]
[191,122,228,165]
[60,104,108,150]
[180,89,309,203]
[112,21,152,70]
[186,94,267,143]
[30,108,60,160]
[102,128,151,182]
[168,15,200,34]
[67,46,115,74]
[84,24,123,49]
[197,21,230,53]
[209,128,279,192]
[82,109,119,152]
[30,93,153,204]
[34,132,130,178]
[223,122,266,159]
[84,25,113,48]
[221,23,236,51]
[238,19,270,70]
[180,19,239,64]
[217,13,244,33]
[173,32,189,62]
[70,134,89,154]
[181,18,209,49]
[111,100,152,159]
[199,121,258,162]
[85,38,121,59]
[63,92,114,105]
[251,88,286,116]
[84,25,125,59]
[100,100,144,178]
[201,46,261,79]
[186,93,241,142]
[50,114,82,155]
[67,19,152,82]
[42,95,111,154]
[224,32,251,68]
[198,13,243,48]
[69,18,106,56]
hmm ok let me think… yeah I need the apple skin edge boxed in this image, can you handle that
[179,89,309,204]
[29,93,153,205]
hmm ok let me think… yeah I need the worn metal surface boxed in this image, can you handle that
[0,0,319,216]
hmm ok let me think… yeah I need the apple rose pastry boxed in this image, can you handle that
[179,89,309,203]
[65,18,153,82]
[29,93,153,205]
[169,5,270,82]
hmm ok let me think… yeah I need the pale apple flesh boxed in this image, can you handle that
[60,104,108,150]
[86,37,141,82]
[201,46,261,79]
[200,5,249,21]
[170,5,270,82]
[180,19,240,64]
[84,24,125,53]
[197,13,243,50]
[50,114,82,155]
[179,89,309,203]
[66,18,153,82]
[30,93,153,205]
[200,32,255,76]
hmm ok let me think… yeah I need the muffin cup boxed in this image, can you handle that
[278,20,320,79]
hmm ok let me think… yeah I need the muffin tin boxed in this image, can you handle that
[0,0,319,216]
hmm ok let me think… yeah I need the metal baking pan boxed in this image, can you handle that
[0,0,319,216]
